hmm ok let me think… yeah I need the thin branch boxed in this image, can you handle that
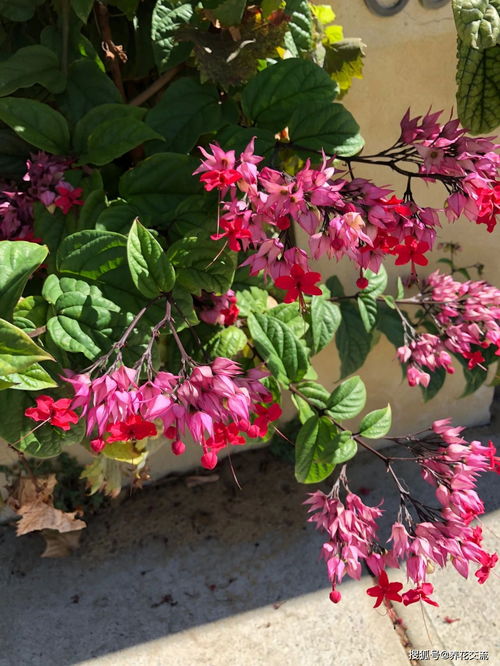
[129,66,181,107]
[95,1,127,101]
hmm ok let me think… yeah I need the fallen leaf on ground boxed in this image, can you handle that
[41,529,82,557]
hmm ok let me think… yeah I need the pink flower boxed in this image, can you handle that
[402,582,439,606]
[54,183,83,214]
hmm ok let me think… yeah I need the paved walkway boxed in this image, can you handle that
[0,417,499,666]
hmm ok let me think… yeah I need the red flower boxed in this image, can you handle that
[475,552,498,584]
[274,264,322,303]
[211,216,252,252]
[402,582,439,607]
[54,185,84,214]
[106,414,157,442]
[199,169,241,192]
[463,350,485,369]
[25,395,79,431]
[366,571,403,608]
[252,403,283,437]
[394,236,429,267]
[220,303,239,325]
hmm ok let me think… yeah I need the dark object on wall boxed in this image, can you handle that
[363,0,410,16]
[364,0,449,15]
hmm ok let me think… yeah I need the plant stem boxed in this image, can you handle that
[129,66,181,106]
[95,1,127,101]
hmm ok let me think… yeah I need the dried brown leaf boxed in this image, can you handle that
[16,501,86,536]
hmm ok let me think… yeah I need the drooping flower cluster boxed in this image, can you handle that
[397,270,500,386]
[399,110,500,233]
[63,360,281,469]
[306,421,499,607]
[193,111,499,306]
[0,152,83,241]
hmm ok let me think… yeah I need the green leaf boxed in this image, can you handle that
[215,125,277,161]
[247,312,309,385]
[396,277,405,299]
[359,404,392,439]
[151,0,194,72]
[335,301,374,378]
[146,78,223,154]
[376,303,405,349]
[357,294,378,331]
[78,189,107,230]
[307,296,340,354]
[212,0,246,25]
[57,59,122,126]
[270,302,308,338]
[165,235,236,296]
[0,241,48,320]
[205,326,248,358]
[241,58,338,132]
[0,318,54,376]
[291,380,330,423]
[95,201,141,234]
[0,45,66,97]
[14,295,48,331]
[0,0,44,22]
[73,103,145,155]
[288,101,364,157]
[0,389,84,458]
[456,37,500,134]
[294,415,336,483]
[235,286,269,317]
[327,376,366,420]
[81,118,162,166]
[119,152,202,223]
[127,219,176,298]
[285,0,313,53]
[452,0,500,50]
[71,0,94,22]
[1,363,58,391]
[318,429,357,465]
[57,230,128,280]
[42,275,124,360]
[0,98,70,154]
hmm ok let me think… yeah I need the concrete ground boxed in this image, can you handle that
[0,414,499,666]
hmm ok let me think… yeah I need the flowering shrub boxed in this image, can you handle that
[0,0,498,608]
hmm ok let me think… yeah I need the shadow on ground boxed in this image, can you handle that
[1,415,499,666]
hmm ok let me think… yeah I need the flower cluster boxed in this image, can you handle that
[194,111,499,306]
[63,360,281,469]
[306,421,499,607]
[397,270,500,386]
[0,152,83,241]
[399,110,499,233]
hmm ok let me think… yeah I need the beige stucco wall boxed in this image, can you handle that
[1,2,496,483]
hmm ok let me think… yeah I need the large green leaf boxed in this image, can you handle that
[317,429,357,465]
[57,59,122,125]
[165,235,236,296]
[73,103,145,155]
[323,38,365,98]
[456,37,500,134]
[57,230,128,280]
[0,98,70,154]
[0,319,54,376]
[0,389,84,458]
[0,241,48,320]
[151,0,194,72]
[269,302,308,338]
[0,45,65,97]
[452,0,500,50]
[306,296,340,354]
[357,266,387,332]
[358,405,392,439]
[288,101,364,157]
[294,415,336,483]
[145,78,223,154]
[127,219,175,298]
[0,363,58,391]
[81,118,162,166]
[241,58,338,132]
[327,376,366,420]
[215,125,277,161]
[204,326,248,359]
[335,301,374,378]
[119,153,202,222]
[247,312,309,385]
[290,380,330,423]
[42,275,125,360]
[71,0,94,22]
